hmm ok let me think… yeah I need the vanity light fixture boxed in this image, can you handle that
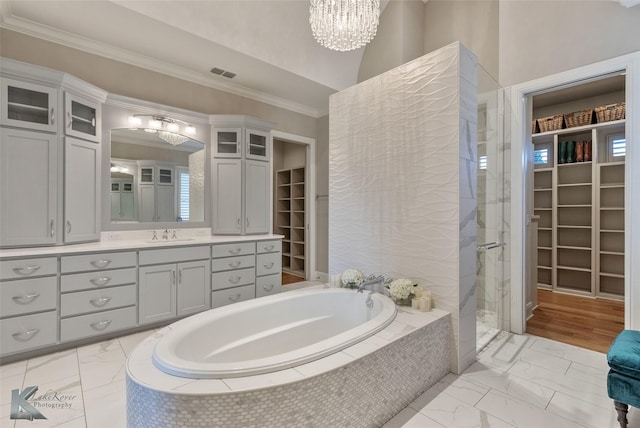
[127,115,196,146]
[309,0,380,52]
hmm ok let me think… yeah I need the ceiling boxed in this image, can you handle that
[0,0,388,117]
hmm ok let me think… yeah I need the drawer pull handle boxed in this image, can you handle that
[90,260,112,268]
[229,276,241,284]
[12,266,40,276]
[67,220,72,234]
[264,245,275,251]
[50,107,55,125]
[263,284,274,292]
[90,277,111,286]
[50,219,55,237]
[90,297,112,307]
[263,262,275,269]
[229,248,242,255]
[12,293,40,305]
[90,320,112,331]
[229,261,241,268]
[228,293,241,302]
[12,329,40,342]
[67,111,73,128]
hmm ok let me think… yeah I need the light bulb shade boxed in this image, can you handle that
[184,125,196,135]
[309,0,380,52]
[128,116,142,126]
[166,122,180,133]
[148,119,162,129]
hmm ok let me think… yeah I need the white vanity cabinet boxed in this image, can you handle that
[64,137,100,243]
[255,239,282,298]
[0,128,58,247]
[211,116,273,235]
[211,241,256,308]
[138,246,211,325]
[59,251,137,342]
[0,58,107,248]
[0,257,58,356]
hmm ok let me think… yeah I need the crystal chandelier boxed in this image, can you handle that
[309,0,380,52]
[158,131,189,146]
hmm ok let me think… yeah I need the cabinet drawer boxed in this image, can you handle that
[257,240,282,254]
[0,257,57,280]
[211,255,255,272]
[61,267,136,292]
[139,246,210,266]
[0,311,57,356]
[256,274,282,298]
[61,284,136,317]
[60,306,137,342]
[212,267,255,291]
[61,251,136,273]
[256,253,281,277]
[211,284,255,309]
[0,276,57,318]
[212,242,255,258]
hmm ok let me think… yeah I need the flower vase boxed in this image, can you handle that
[393,296,412,306]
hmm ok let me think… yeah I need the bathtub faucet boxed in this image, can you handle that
[357,276,386,295]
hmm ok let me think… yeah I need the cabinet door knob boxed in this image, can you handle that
[67,220,72,234]
[263,284,274,292]
[67,111,73,128]
[90,320,112,331]
[228,293,241,302]
[50,107,55,125]
[12,266,40,276]
[50,219,55,237]
[236,218,241,230]
[12,293,40,305]
[12,329,40,342]
[89,296,112,307]
[90,260,112,268]
[90,276,111,286]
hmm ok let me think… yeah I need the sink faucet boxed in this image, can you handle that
[171,230,177,240]
[151,230,158,241]
[162,229,169,240]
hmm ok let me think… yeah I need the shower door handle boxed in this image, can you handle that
[477,242,506,251]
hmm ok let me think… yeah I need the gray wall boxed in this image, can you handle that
[499,1,640,87]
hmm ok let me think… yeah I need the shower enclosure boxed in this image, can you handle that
[476,66,510,351]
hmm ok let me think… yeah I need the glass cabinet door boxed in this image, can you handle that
[65,93,100,143]
[214,128,242,158]
[140,167,154,184]
[245,128,269,161]
[158,167,174,185]
[1,78,58,132]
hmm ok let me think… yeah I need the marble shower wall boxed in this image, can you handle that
[328,42,478,374]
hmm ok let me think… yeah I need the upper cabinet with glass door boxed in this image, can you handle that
[64,92,101,143]
[246,129,269,161]
[1,78,58,133]
[214,128,242,158]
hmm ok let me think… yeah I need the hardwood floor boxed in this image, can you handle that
[526,289,625,353]
[282,272,305,285]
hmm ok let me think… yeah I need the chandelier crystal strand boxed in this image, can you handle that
[310,0,380,52]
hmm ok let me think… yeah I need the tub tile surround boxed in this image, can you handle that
[126,300,451,427]
[329,42,478,374]
[2,329,634,428]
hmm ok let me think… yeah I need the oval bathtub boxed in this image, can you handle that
[152,288,397,379]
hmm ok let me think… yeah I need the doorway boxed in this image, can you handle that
[510,51,640,339]
[271,131,316,286]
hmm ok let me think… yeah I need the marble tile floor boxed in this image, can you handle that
[1,329,636,428]
[477,309,501,352]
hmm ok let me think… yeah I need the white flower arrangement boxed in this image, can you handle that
[341,269,364,288]
[388,278,415,300]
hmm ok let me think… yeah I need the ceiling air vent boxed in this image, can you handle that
[210,67,235,79]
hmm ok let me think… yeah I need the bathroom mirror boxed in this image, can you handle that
[109,128,206,224]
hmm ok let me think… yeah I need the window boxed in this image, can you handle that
[177,169,190,222]
[479,155,488,170]
[609,134,626,158]
[534,148,549,165]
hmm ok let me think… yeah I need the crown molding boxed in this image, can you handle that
[616,0,640,7]
[0,13,323,119]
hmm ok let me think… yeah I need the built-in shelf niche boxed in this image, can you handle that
[276,166,306,279]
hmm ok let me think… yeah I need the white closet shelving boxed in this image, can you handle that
[276,166,305,278]
[533,120,625,299]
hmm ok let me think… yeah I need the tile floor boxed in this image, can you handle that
[0,329,636,428]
